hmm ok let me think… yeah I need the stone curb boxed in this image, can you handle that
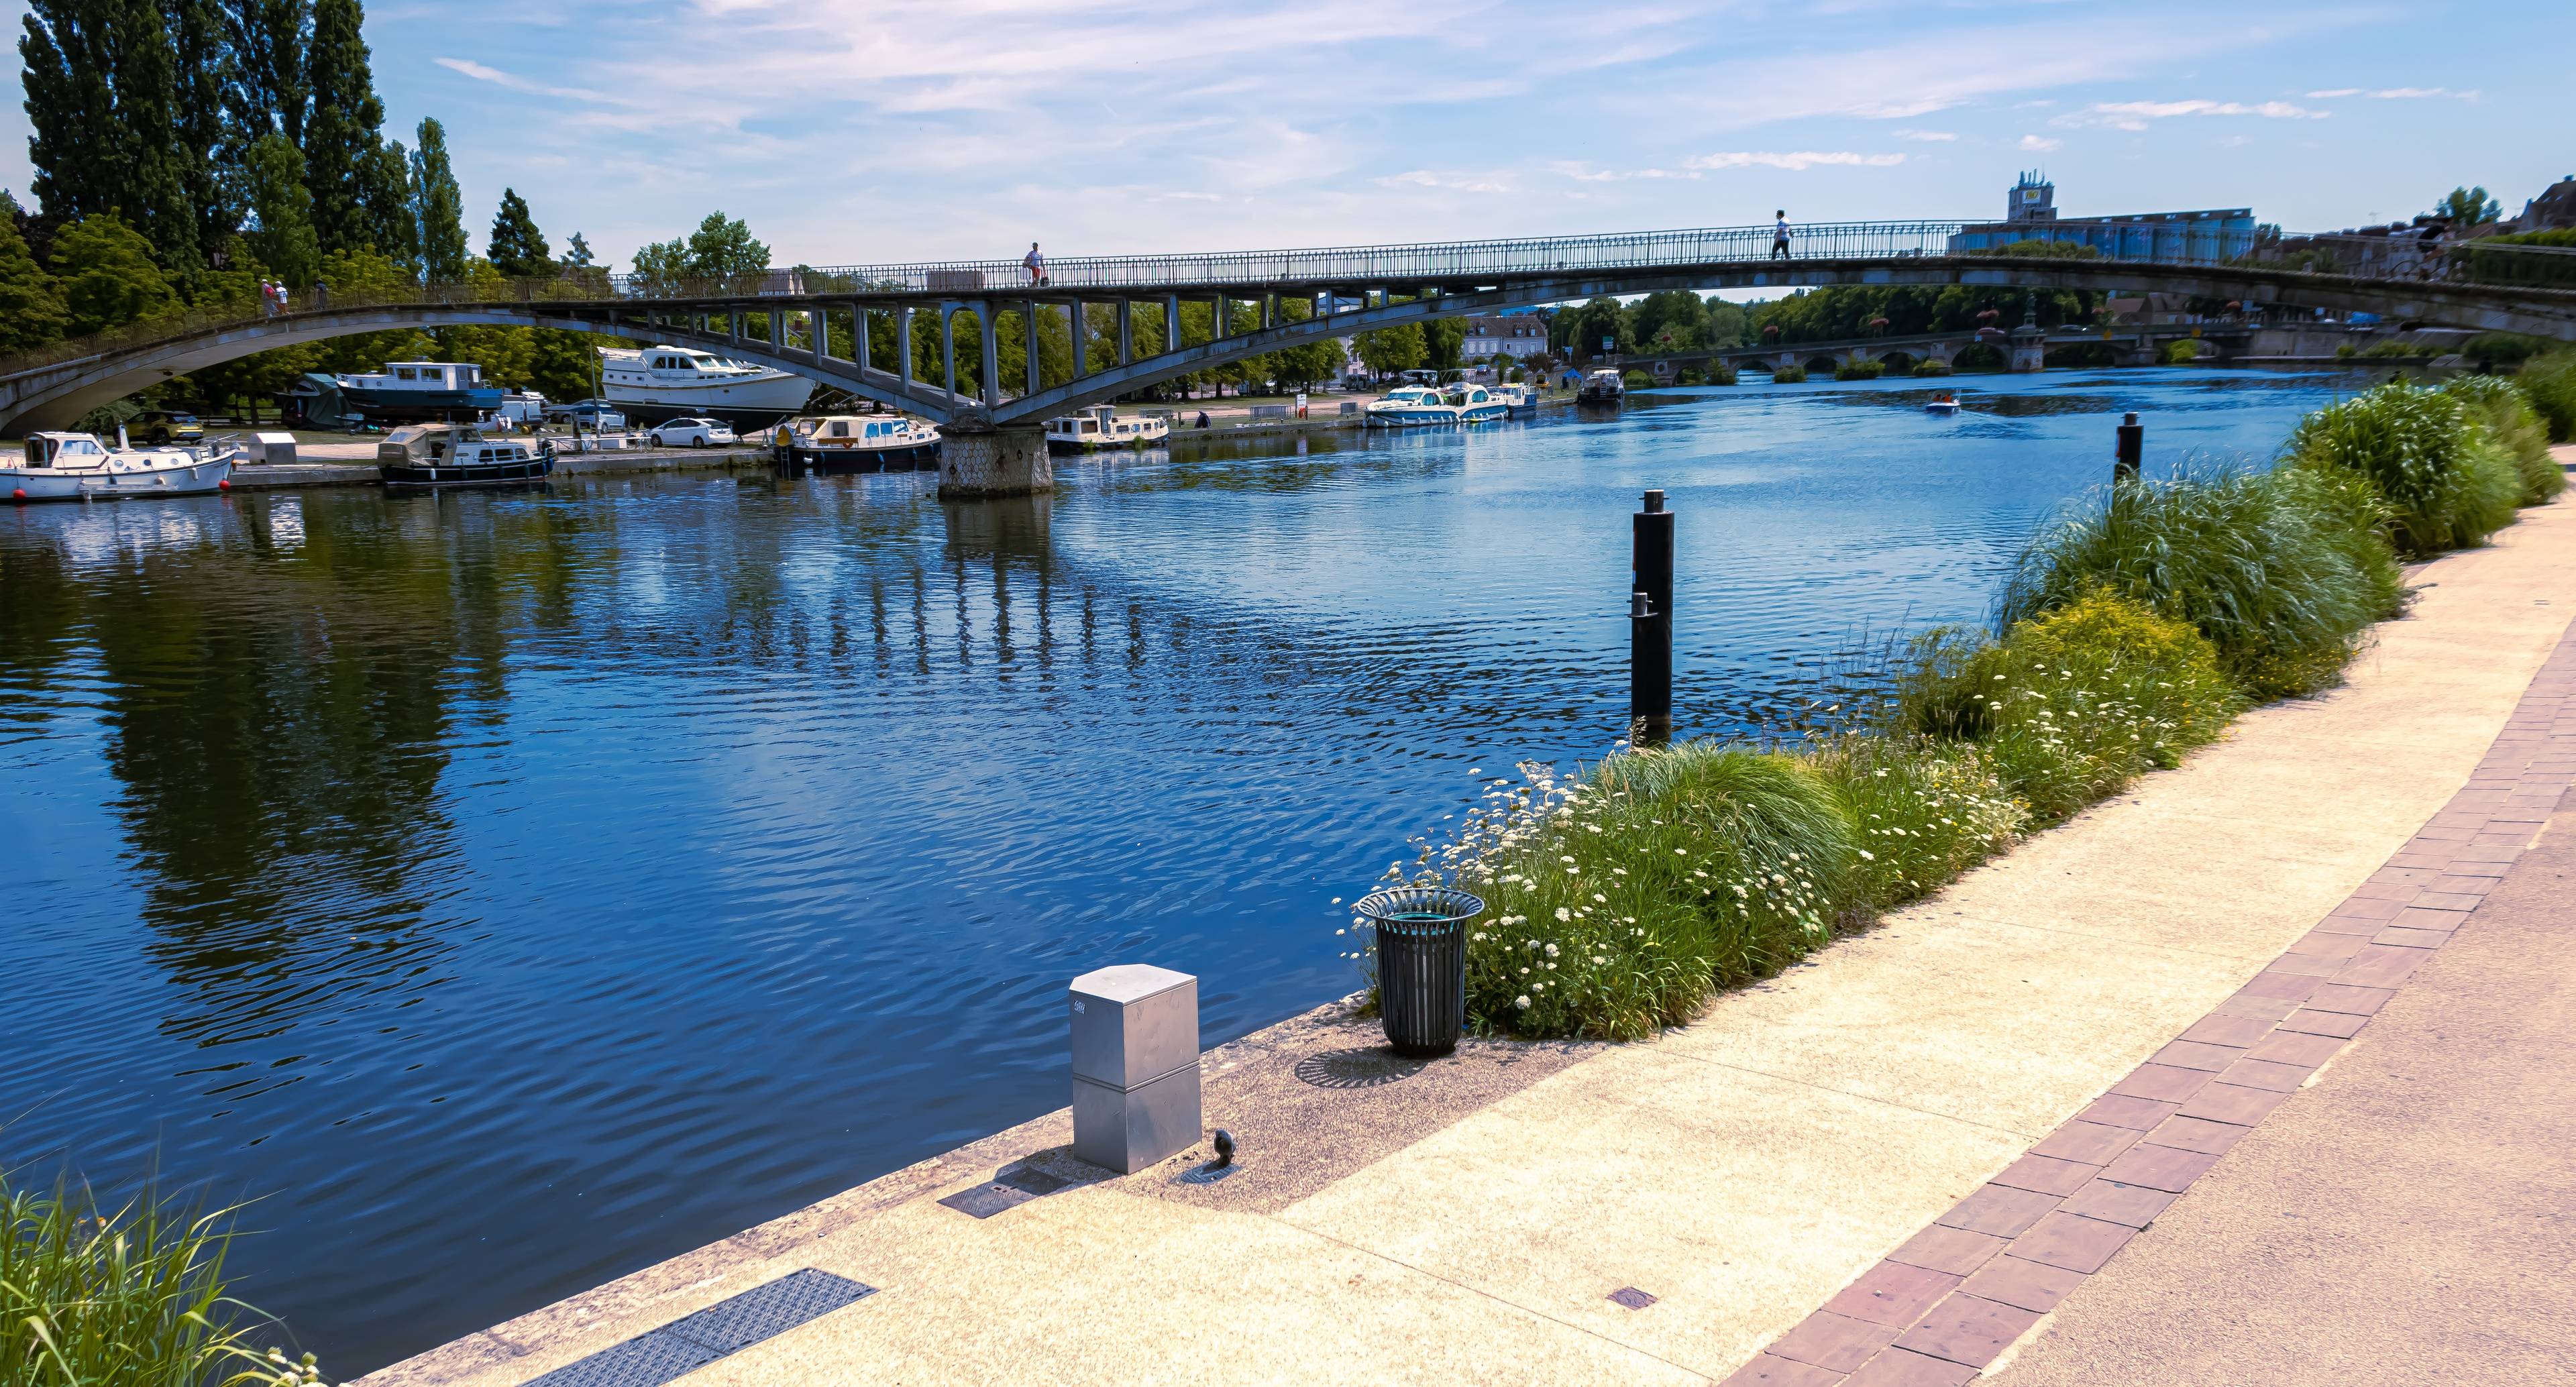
[1721,616,2576,1387]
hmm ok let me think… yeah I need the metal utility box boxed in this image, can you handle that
[254,432,297,465]
[1068,964,1200,1173]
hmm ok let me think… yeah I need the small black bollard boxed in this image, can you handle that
[1630,489,1674,746]
[2115,411,2143,483]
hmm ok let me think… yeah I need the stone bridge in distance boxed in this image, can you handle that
[3,219,2571,496]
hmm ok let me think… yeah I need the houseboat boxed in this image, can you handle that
[1044,406,1170,452]
[1362,386,1459,427]
[5,432,238,502]
[1490,382,1539,419]
[376,423,555,489]
[1441,383,1510,424]
[769,414,942,471]
[1576,369,1625,406]
[335,362,505,422]
[600,345,814,429]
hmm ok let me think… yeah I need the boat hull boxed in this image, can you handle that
[1046,434,1169,453]
[3,455,233,501]
[606,375,816,431]
[1364,408,1460,427]
[340,384,505,421]
[776,440,944,473]
[380,455,556,490]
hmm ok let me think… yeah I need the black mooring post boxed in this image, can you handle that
[2115,411,2143,483]
[1630,488,1675,746]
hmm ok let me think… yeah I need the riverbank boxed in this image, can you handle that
[227,446,774,490]
[358,463,2576,1386]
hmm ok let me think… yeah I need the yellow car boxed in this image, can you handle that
[130,411,204,445]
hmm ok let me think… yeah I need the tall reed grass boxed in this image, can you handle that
[2445,374,2566,505]
[2287,381,2519,555]
[2515,350,2576,444]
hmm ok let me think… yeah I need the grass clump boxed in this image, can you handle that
[2445,374,2565,505]
[2518,350,2576,444]
[2286,381,2519,555]
[1810,734,2023,909]
[1997,464,2402,698]
[1835,360,1884,380]
[1911,359,1953,378]
[1770,364,1807,384]
[2,1168,319,1387]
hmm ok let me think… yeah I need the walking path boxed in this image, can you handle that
[361,474,2576,1387]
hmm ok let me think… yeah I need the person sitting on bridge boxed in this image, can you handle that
[1024,242,1048,287]
[1772,211,1792,260]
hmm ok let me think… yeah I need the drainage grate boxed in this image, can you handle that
[938,1165,1072,1219]
[523,1270,875,1387]
[1293,1048,1428,1089]
[1607,1287,1658,1311]
[1171,1162,1240,1186]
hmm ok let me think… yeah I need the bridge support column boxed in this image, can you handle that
[1118,300,1132,365]
[1024,301,1040,394]
[979,302,999,408]
[898,308,914,389]
[938,428,1054,499]
[1072,300,1085,377]
[855,303,870,372]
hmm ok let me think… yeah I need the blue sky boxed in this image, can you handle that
[1,0,2565,271]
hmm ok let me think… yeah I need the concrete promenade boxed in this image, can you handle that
[361,469,2576,1387]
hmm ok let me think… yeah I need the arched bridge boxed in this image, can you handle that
[5,219,2571,493]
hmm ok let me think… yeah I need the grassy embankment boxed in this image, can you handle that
[2,1168,320,1386]
[1360,376,2566,1040]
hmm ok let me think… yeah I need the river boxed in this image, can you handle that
[0,368,2368,1374]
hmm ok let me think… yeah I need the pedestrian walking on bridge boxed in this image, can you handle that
[1771,211,1792,260]
[1024,242,1048,287]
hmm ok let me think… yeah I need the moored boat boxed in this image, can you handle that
[1576,369,1625,406]
[769,414,943,471]
[1362,386,1459,427]
[1440,383,1510,424]
[336,361,505,422]
[600,346,815,430]
[1491,382,1539,419]
[376,423,555,489]
[1044,406,1171,453]
[4,432,238,502]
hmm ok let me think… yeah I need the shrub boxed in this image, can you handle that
[1953,343,2004,372]
[2520,351,2576,443]
[2287,382,2520,555]
[1770,364,1808,384]
[1423,748,1856,1040]
[1,1169,317,1387]
[1811,734,2024,909]
[1835,360,1884,380]
[2445,374,2565,505]
[1998,464,2403,699]
[1706,364,1739,386]
[2462,333,2548,366]
[2162,339,2201,365]
[1622,370,1653,390]
[1911,359,1953,378]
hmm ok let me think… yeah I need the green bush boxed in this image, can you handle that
[2162,339,2201,365]
[1811,734,2023,909]
[2520,351,2576,443]
[1998,464,2403,699]
[1706,363,1739,386]
[2445,374,2565,505]
[1770,364,1808,384]
[2462,333,2548,366]
[2,1169,318,1387]
[2287,381,2520,555]
[1911,359,1953,378]
[1622,370,1654,390]
[1835,360,1885,380]
[1427,748,1856,1040]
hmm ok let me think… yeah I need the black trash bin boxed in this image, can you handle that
[1354,886,1485,1058]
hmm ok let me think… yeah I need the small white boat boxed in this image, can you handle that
[377,423,555,490]
[1576,369,1625,406]
[1045,406,1171,453]
[1440,384,1510,424]
[771,414,943,471]
[1924,393,1963,415]
[1490,383,1539,419]
[1363,386,1459,427]
[4,431,237,502]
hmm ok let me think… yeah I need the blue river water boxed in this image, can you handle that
[0,368,2369,1374]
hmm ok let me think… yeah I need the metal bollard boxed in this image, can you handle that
[2115,411,2143,483]
[1629,490,1674,746]
[1067,964,1201,1174]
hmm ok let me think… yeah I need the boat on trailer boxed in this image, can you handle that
[376,423,556,489]
[770,414,943,471]
[5,431,239,502]
[1044,406,1170,453]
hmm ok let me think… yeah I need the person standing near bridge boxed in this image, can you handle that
[1772,211,1792,260]
[1024,242,1047,286]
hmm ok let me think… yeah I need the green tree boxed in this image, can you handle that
[181,235,321,418]
[241,132,320,288]
[1629,290,1709,352]
[408,116,467,282]
[630,235,686,290]
[360,136,413,269]
[1424,315,1466,371]
[1703,297,1750,349]
[1354,323,1426,378]
[2436,186,2502,226]
[1558,296,1626,359]
[486,188,551,278]
[0,192,70,351]
[303,0,395,258]
[219,0,309,146]
[525,329,600,402]
[684,211,767,276]
[50,211,174,333]
[431,262,533,383]
[303,243,423,372]
[168,0,233,273]
[20,0,200,278]
[562,232,596,269]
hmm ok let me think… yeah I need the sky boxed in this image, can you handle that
[0,0,2566,273]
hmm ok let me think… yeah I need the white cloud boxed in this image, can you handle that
[2018,135,2062,152]
[1686,151,1907,171]
[2307,85,2473,100]
[1376,170,1515,194]
[2304,88,2362,98]
[1894,129,1957,142]
[2070,99,2330,131]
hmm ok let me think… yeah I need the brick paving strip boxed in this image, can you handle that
[1722,622,2576,1387]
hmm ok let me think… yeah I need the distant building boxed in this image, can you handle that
[1949,173,2257,263]
[1461,315,1550,362]
[2508,176,2576,233]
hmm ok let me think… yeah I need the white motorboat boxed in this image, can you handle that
[1924,392,1963,415]
[1490,382,1539,419]
[771,414,943,471]
[600,345,815,429]
[1044,406,1170,452]
[1362,386,1459,427]
[1440,383,1511,424]
[5,431,238,502]
[1576,368,1625,406]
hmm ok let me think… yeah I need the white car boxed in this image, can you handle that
[649,417,737,448]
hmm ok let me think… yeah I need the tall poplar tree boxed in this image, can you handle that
[408,116,466,282]
[242,132,319,287]
[19,0,200,278]
[220,0,309,147]
[0,192,70,351]
[167,0,233,272]
[303,0,392,256]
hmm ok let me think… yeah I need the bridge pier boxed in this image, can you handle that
[939,427,1054,499]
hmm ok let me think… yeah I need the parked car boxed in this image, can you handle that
[547,400,627,430]
[129,410,204,445]
[649,417,737,448]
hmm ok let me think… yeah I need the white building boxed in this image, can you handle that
[1462,315,1549,361]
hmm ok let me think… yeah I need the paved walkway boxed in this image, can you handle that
[360,478,2576,1387]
